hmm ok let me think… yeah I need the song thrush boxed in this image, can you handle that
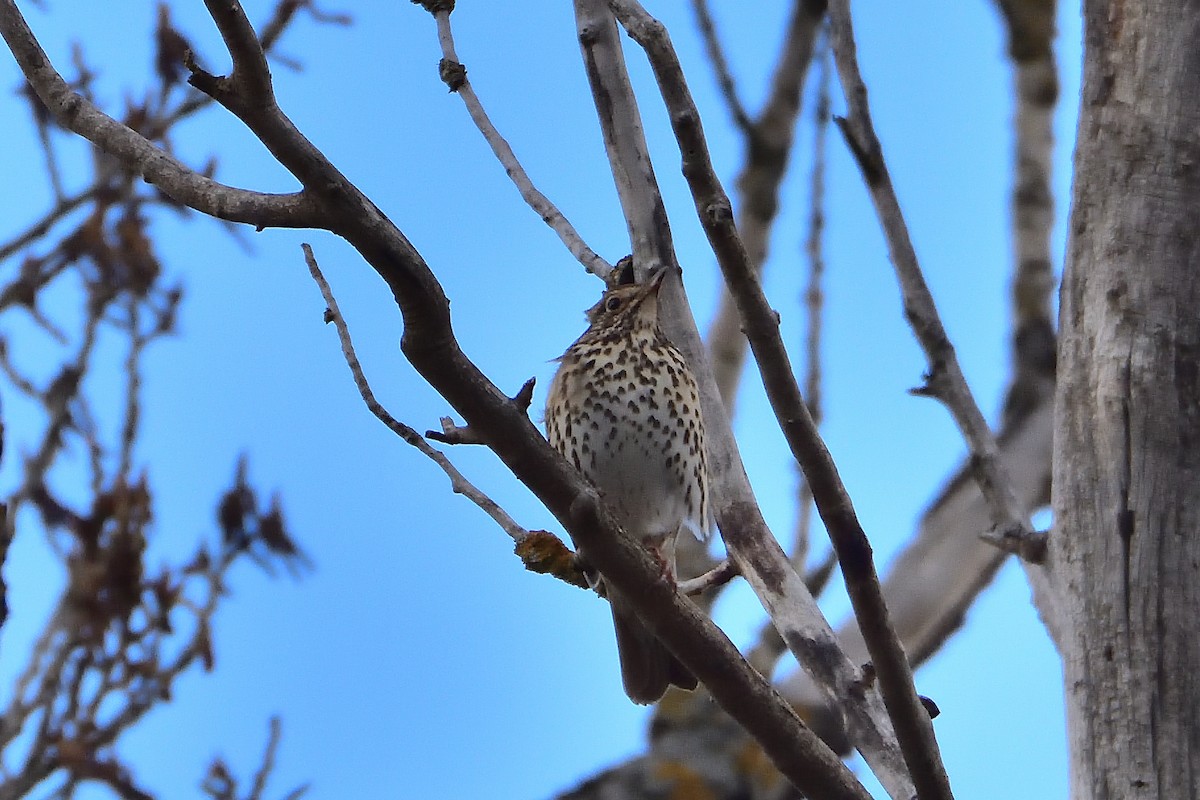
[546,267,711,704]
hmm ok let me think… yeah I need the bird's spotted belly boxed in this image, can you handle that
[565,377,702,540]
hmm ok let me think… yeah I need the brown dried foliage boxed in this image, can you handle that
[0,3,342,798]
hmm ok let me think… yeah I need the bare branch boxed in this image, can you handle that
[608,1,952,796]
[575,0,677,271]
[749,545,839,676]
[705,0,826,409]
[792,40,831,569]
[580,0,923,795]
[689,0,753,132]
[0,2,322,229]
[409,6,611,277]
[0,190,96,265]
[827,1,1032,563]
[303,244,532,546]
[994,0,1058,426]
[246,717,281,800]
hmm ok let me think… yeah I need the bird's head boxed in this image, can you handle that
[584,269,666,335]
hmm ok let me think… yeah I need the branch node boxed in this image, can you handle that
[438,58,467,92]
[908,359,951,399]
[832,115,881,185]
[979,523,1048,564]
[426,379,533,444]
[858,661,876,689]
[514,530,589,588]
[577,23,600,47]
[411,0,455,13]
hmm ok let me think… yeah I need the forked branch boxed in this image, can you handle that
[825,0,1036,563]
[0,2,879,797]
[606,1,948,796]
[0,3,321,229]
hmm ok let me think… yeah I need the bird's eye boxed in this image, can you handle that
[605,296,622,312]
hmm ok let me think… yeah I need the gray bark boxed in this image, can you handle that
[1054,2,1200,798]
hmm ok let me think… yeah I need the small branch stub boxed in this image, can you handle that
[426,379,536,444]
[426,416,483,445]
[183,50,227,99]
[676,559,739,596]
[909,361,949,399]
[512,377,536,414]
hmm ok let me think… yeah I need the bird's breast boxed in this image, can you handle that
[546,339,708,540]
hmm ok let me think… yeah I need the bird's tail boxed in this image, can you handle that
[609,592,698,705]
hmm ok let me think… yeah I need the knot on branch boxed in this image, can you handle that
[703,200,733,224]
[577,24,599,46]
[438,58,467,92]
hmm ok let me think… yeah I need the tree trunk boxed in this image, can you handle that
[1054,2,1200,798]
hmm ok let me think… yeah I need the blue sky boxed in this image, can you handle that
[0,1,1080,797]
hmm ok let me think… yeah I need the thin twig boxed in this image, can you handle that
[302,244,531,544]
[246,717,281,800]
[689,0,752,131]
[792,34,831,569]
[0,188,96,264]
[117,299,144,485]
[423,8,611,278]
[704,0,826,409]
[827,0,1035,568]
